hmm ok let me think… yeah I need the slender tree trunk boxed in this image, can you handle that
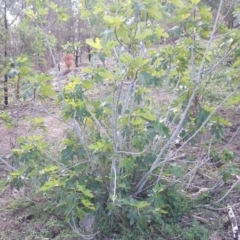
[16,76,20,100]
[87,45,91,62]
[75,46,79,67]
[4,0,8,107]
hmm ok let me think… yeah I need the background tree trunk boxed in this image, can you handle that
[4,0,8,107]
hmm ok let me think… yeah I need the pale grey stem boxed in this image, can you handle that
[37,146,64,167]
[135,0,224,194]
[37,99,74,127]
[111,158,117,202]
[85,104,111,139]
[215,177,240,203]
[115,146,149,155]
[221,124,240,152]
[128,82,137,117]
[215,0,236,32]
[164,79,181,124]
[202,43,240,82]
[186,135,211,188]
[189,42,195,83]
[121,84,133,115]
[110,83,120,195]
[227,205,240,240]
[69,214,98,240]
[152,82,181,152]
[163,85,239,166]
[118,83,135,149]
[0,156,17,171]
[62,161,89,173]
[153,85,239,185]
[186,156,208,188]
[73,118,94,166]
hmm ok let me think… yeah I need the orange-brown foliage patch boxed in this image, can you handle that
[63,53,74,70]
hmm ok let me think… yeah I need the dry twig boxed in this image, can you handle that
[228,206,240,240]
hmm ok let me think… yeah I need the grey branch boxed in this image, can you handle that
[0,156,17,171]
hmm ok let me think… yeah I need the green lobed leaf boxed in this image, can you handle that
[86,38,102,49]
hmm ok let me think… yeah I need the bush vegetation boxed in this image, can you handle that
[1,0,240,239]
